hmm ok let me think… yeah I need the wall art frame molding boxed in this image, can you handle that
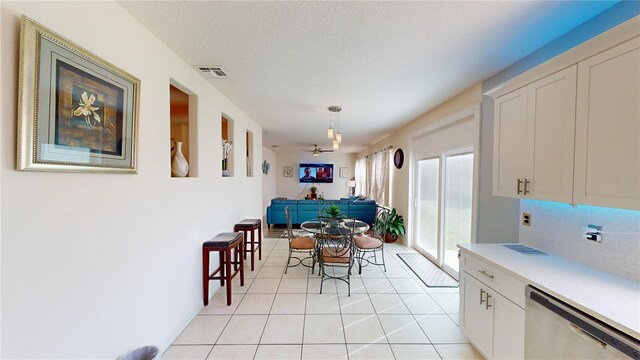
[17,16,140,173]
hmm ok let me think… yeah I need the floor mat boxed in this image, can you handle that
[396,253,458,288]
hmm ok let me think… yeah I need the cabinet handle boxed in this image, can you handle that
[480,289,485,304]
[486,293,492,310]
[516,178,523,195]
[478,270,494,279]
[524,179,531,195]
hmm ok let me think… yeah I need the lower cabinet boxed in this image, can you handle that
[461,271,525,359]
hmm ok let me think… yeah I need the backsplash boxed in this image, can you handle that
[519,200,640,282]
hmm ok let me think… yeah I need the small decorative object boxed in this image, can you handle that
[171,141,189,177]
[262,160,270,174]
[385,208,406,243]
[17,16,140,173]
[309,186,318,199]
[222,139,232,177]
[393,148,404,170]
[339,167,348,178]
[283,166,293,177]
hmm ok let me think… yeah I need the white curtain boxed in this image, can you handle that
[366,150,389,204]
[354,158,367,196]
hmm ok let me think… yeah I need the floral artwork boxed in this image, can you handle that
[73,90,102,128]
[17,16,140,173]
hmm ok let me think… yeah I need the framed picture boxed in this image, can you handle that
[283,166,293,177]
[17,16,140,173]
[339,167,348,178]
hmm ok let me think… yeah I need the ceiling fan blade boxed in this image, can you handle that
[319,149,334,152]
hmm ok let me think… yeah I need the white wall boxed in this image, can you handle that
[358,84,483,246]
[1,2,262,358]
[519,201,640,282]
[262,146,277,219]
[275,152,356,200]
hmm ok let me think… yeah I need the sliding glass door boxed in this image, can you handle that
[414,158,440,261]
[413,151,474,277]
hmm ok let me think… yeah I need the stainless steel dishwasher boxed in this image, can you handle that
[526,286,640,359]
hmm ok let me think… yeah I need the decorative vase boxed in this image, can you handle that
[222,159,230,177]
[171,141,189,177]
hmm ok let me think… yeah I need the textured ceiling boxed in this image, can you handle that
[120,1,615,153]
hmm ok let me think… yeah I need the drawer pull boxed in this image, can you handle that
[480,289,485,304]
[478,270,494,279]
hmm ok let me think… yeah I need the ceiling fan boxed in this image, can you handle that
[300,144,333,156]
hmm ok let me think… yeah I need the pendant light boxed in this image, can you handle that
[328,105,342,147]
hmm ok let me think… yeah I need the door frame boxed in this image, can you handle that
[408,104,481,279]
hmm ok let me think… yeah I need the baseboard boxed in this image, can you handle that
[158,283,221,353]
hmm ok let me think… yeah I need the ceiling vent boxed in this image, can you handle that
[194,66,228,79]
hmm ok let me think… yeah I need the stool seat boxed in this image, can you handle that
[204,232,243,248]
[234,219,262,271]
[234,219,261,229]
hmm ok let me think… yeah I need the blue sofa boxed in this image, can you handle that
[266,197,378,226]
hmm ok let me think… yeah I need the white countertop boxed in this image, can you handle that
[458,243,640,340]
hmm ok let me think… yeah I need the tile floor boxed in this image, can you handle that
[164,234,482,360]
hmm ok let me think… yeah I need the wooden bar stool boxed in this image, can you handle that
[234,219,262,271]
[202,232,244,306]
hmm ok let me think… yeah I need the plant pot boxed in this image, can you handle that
[310,193,317,200]
[385,233,398,243]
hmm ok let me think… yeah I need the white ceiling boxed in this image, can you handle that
[120,1,615,153]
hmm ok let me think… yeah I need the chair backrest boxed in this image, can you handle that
[284,206,293,241]
[318,216,356,260]
[316,199,326,217]
[372,206,391,240]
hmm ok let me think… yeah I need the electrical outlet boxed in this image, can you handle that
[522,213,531,226]
[583,224,603,242]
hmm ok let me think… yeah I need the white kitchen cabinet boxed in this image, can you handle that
[492,66,577,202]
[461,271,489,354]
[491,290,525,359]
[574,37,640,210]
[493,88,528,198]
[460,254,526,360]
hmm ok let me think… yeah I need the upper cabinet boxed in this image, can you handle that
[490,22,640,210]
[493,66,577,203]
[574,37,640,210]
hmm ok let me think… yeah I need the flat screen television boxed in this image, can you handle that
[299,163,333,183]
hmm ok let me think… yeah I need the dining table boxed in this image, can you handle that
[300,217,370,236]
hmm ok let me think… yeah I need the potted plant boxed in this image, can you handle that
[385,208,406,243]
[324,204,342,218]
[310,186,318,200]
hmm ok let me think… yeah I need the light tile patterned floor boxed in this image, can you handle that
[163,235,483,360]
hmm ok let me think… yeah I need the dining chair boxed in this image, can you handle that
[354,206,390,273]
[318,216,356,296]
[284,206,316,274]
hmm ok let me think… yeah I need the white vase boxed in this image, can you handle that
[171,141,189,177]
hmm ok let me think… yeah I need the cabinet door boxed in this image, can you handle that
[526,66,577,202]
[490,291,525,359]
[493,87,528,198]
[574,37,640,210]
[461,272,489,356]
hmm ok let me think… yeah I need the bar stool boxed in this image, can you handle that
[234,219,262,271]
[202,232,244,306]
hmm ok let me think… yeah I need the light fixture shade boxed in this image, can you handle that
[336,133,342,143]
[347,180,356,188]
[327,127,334,139]
[332,139,339,150]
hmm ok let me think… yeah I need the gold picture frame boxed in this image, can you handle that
[283,166,293,177]
[17,16,140,173]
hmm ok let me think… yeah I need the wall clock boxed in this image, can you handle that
[394,148,404,169]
